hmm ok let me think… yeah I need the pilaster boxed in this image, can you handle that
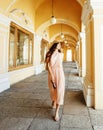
[75,44,79,70]
[78,39,82,77]
[90,0,103,109]
[72,47,75,62]
[34,34,44,74]
[81,1,94,107]
[79,32,86,78]
[0,14,10,92]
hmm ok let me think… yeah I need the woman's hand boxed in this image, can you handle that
[51,80,56,89]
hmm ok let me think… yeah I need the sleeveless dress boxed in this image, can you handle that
[48,51,65,105]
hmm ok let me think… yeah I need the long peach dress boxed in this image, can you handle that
[48,51,65,105]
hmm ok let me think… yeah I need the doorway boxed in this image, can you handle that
[67,49,72,61]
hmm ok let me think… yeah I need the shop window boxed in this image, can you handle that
[9,22,33,71]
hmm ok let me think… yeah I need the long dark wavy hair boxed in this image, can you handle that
[45,42,61,63]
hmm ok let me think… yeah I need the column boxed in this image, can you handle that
[90,0,103,109]
[72,47,75,62]
[80,32,86,77]
[81,0,94,107]
[74,47,77,62]
[78,39,82,77]
[76,42,79,70]
[0,14,10,92]
[34,34,43,74]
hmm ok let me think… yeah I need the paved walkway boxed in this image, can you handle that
[0,62,103,130]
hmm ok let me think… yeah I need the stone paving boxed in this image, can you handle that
[0,62,103,130]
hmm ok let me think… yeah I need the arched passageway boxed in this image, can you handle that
[0,0,103,111]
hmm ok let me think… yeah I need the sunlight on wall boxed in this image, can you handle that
[100,25,103,91]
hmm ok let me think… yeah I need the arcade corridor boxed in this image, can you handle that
[0,62,103,130]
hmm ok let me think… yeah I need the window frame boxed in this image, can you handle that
[8,22,34,71]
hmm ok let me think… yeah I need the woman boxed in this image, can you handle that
[45,42,65,121]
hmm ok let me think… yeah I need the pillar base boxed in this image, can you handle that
[0,73,10,93]
[34,64,45,75]
[83,77,94,107]
[82,68,86,77]
[76,61,79,70]
[79,67,82,77]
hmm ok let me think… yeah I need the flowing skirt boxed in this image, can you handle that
[48,67,65,105]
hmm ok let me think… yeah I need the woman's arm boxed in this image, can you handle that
[48,63,56,89]
[61,52,64,61]
[48,63,54,82]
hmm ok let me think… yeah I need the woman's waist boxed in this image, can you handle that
[51,66,63,70]
[52,65,62,68]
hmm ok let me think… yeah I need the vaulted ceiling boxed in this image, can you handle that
[0,0,85,47]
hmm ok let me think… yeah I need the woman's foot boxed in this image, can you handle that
[53,104,60,121]
[54,114,59,121]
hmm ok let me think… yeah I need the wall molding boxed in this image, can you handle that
[8,64,45,85]
[81,0,93,25]
[8,8,34,31]
[0,64,45,87]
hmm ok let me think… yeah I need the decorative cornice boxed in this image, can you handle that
[81,0,93,25]
[8,9,34,31]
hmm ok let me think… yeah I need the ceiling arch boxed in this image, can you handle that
[36,18,80,36]
[50,32,77,43]
[0,0,84,14]
[34,0,83,43]
[35,0,84,10]
[0,0,85,44]
[35,0,82,31]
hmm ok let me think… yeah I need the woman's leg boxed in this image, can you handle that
[52,89,57,108]
[52,100,56,108]
[54,104,60,121]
